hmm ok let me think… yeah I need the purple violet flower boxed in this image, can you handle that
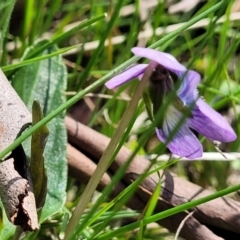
[105,47,237,159]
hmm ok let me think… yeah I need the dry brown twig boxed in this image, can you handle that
[65,116,240,240]
[0,69,38,231]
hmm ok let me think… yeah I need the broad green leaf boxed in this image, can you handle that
[11,39,67,222]
[31,100,49,209]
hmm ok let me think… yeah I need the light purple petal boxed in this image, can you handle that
[132,47,187,72]
[156,126,202,159]
[105,64,147,89]
[187,98,237,142]
[177,70,200,104]
[156,105,203,159]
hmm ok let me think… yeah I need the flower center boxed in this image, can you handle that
[148,64,186,128]
[149,64,178,92]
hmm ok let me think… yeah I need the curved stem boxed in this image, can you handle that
[64,62,153,240]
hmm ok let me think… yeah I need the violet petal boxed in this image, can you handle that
[187,98,237,142]
[132,47,187,72]
[177,70,200,104]
[156,105,203,159]
[105,64,148,89]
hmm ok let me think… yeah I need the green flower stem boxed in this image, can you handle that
[64,63,154,240]
[96,183,240,240]
[0,0,225,161]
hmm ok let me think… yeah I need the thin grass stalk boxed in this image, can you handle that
[64,61,154,239]
[75,0,125,90]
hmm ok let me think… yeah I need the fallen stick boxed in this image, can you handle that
[65,116,240,240]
